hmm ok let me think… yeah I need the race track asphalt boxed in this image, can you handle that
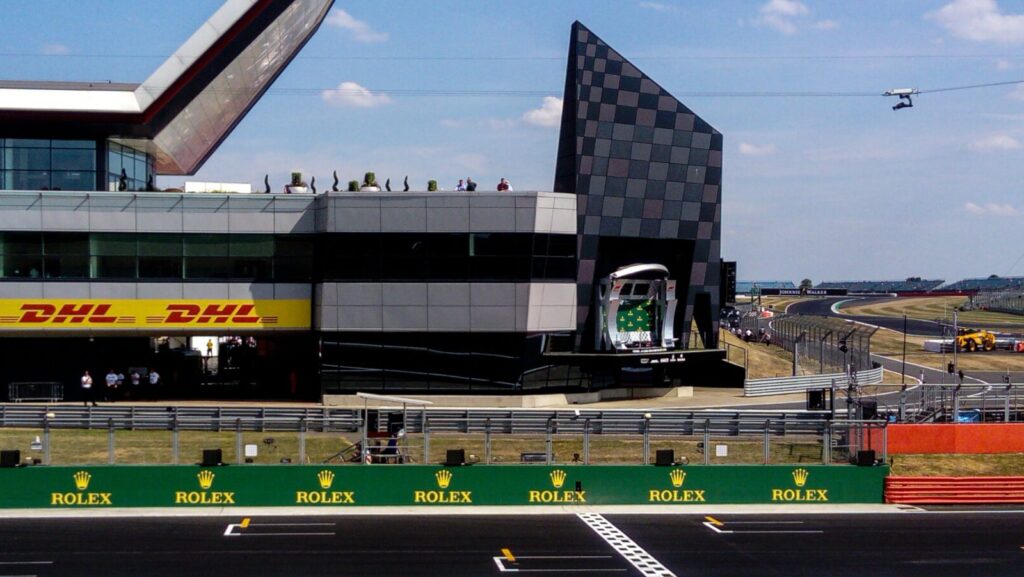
[2,511,1023,576]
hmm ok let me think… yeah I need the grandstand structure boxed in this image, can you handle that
[814,279,944,294]
[736,281,795,295]
[941,276,1024,292]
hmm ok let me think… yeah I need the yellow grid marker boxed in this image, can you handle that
[704,516,723,526]
[501,548,516,563]
[240,518,251,528]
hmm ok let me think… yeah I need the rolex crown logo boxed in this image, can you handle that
[792,468,809,488]
[73,470,91,491]
[317,469,335,490]
[435,469,453,489]
[550,469,567,489]
[197,470,216,490]
[669,468,686,488]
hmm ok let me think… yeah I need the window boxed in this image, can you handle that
[0,139,97,191]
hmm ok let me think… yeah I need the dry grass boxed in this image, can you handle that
[890,453,1024,476]
[6,427,1024,475]
[843,296,1024,327]
[871,327,1024,372]
[720,329,795,378]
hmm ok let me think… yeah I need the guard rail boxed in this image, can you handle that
[0,404,832,435]
[744,365,884,397]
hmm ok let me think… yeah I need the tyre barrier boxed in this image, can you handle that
[885,476,1024,504]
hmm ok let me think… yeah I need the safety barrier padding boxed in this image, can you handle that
[0,464,888,508]
[883,424,1024,454]
[885,476,1024,504]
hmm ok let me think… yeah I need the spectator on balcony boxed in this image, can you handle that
[466,177,477,191]
[455,179,466,191]
[497,178,513,192]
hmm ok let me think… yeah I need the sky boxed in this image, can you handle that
[1,0,1024,284]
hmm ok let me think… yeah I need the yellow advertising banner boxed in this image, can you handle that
[0,299,310,330]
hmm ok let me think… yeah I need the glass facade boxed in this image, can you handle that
[107,142,154,191]
[320,233,577,282]
[0,232,313,281]
[0,139,98,191]
[0,232,575,282]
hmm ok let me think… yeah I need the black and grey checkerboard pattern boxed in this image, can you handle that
[554,21,721,349]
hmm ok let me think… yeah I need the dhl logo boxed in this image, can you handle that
[4,303,273,325]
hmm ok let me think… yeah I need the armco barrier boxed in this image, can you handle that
[886,476,1024,504]
[0,464,888,508]
[881,424,1024,454]
[744,366,883,397]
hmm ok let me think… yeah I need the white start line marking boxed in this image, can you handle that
[577,513,676,577]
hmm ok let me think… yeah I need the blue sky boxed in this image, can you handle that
[2,1,1024,284]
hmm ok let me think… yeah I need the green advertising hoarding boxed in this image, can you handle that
[0,464,887,508]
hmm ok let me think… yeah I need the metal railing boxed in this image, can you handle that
[7,382,63,403]
[0,405,884,467]
[745,365,884,397]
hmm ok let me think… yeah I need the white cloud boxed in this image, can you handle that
[326,9,388,43]
[964,201,1018,216]
[41,43,69,55]
[996,58,1015,69]
[521,97,563,128]
[1009,84,1024,100]
[752,0,809,34]
[738,142,778,156]
[813,19,839,30]
[321,82,392,108]
[638,1,680,13]
[928,0,1024,44]
[969,133,1023,150]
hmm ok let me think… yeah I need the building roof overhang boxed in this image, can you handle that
[0,0,335,175]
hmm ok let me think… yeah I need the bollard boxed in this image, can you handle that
[299,418,307,465]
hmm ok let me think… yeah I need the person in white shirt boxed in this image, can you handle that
[105,369,119,402]
[148,369,160,401]
[81,370,96,407]
[455,179,466,191]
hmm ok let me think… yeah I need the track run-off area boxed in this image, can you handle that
[2,508,1023,576]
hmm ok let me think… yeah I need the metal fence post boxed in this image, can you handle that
[583,419,590,465]
[545,418,554,465]
[43,418,51,466]
[881,424,888,463]
[107,418,115,465]
[299,418,306,465]
[235,418,242,465]
[484,418,491,465]
[171,415,179,465]
[703,419,710,465]
[422,416,429,464]
[823,421,831,465]
[642,416,650,465]
[763,419,770,464]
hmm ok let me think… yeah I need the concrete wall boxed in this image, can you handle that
[319,191,576,234]
[317,282,576,332]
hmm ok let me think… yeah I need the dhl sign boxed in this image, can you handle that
[0,300,310,330]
